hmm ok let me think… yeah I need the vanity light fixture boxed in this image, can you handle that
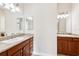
[4,3,10,10]
[0,3,4,6]
[0,3,21,12]
[15,7,20,12]
[57,11,70,19]
[9,3,15,9]
[57,14,69,19]
[11,8,16,12]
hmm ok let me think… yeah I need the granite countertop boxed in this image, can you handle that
[0,34,33,53]
[57,34,79,38]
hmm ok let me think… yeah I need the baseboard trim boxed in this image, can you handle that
[32,52,54,56]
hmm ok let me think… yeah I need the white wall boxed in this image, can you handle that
[23,3,57,55]
[72,4,79,34]
[33,3,57,56]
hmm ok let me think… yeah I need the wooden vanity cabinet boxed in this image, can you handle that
[0,37,33,56]
[58,37,79,56]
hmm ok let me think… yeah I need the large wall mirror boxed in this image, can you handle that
[57,3,72,34]
[57,3,79,35]
[0,3,33,36]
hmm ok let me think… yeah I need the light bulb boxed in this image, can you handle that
[62,14,66,18]
[9,3,15,8]
[15,7,20,12]
[57,15,61,19]
[4,4,10,10]
[11,8,16,12]
[0,3,4,6]
[65,14,69,17]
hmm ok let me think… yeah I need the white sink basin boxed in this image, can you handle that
[0,37,24,44]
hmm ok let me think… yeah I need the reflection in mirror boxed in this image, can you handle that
[25,16,33,30]
[0,3,24,36]
[0,3,33,36]
[57,12,69,34]
[16,16,33,33]
[0,16,6,37]
[0,3,21,13]
[0,16,5,32]
[17,17,24,31]
[57,3,72,34]
[0,9,6,37]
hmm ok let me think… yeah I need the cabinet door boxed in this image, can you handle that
[77,40,79,55]
[22,44,30,56]
[57,37,68,54]
[68,38,79,56]
[12,50,22,56]
[61,39,68,54]
[57,38,63,53]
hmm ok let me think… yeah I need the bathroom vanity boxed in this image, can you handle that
[57,34,79,56]
[0,34,33,56]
